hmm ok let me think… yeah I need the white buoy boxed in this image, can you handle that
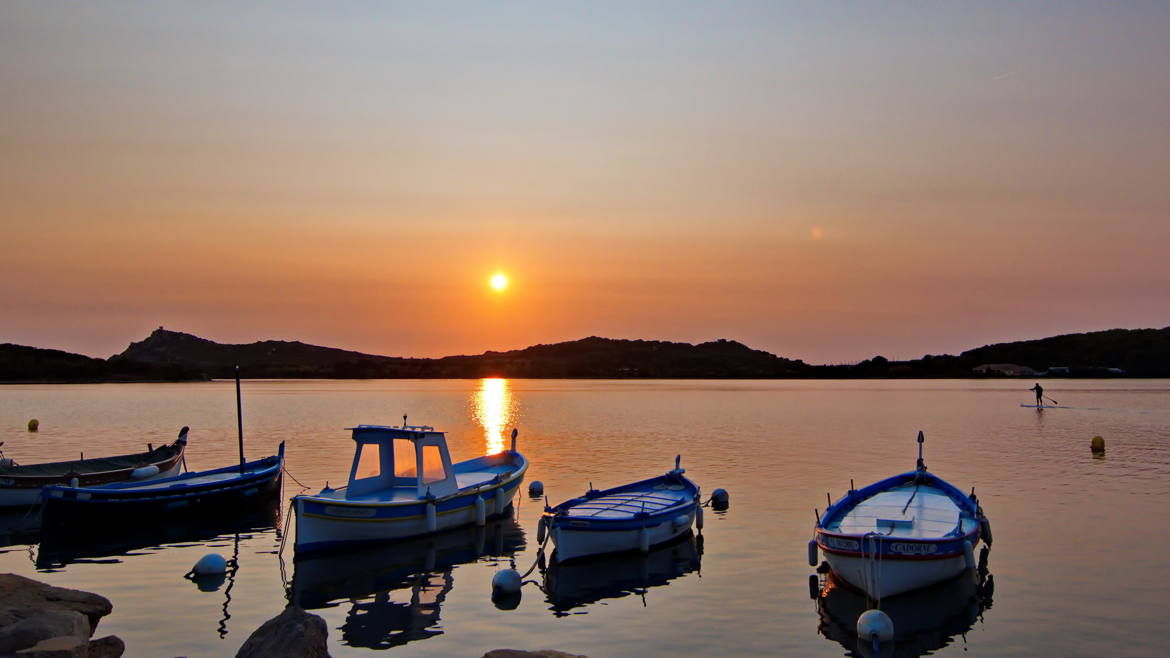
[528,480,544,496]
[808,539,818,567]
[495,485,507,513]
[711,488,730,509]
[475,496,486,527]
[492,568,522,595]
[191,553,227,577]
[696,504,704,531]
[639,525,650,553]
[963,540,975,570]
[426,501,437,532]
[69,477,79,488]
[857,609,894,643]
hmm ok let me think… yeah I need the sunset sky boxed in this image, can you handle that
[2,3,1168,364]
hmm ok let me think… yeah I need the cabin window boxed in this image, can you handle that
[354,443,381,480]
[420,445,445,484]
[393,439,417,478]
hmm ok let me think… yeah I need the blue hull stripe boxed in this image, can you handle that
[299,481,521,521]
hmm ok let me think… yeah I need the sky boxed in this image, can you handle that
[2,2,1169,364]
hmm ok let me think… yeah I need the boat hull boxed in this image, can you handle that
[40,454,283,533]
[551,506,697,562]
[820,548,971,599]
[294,478,524,556]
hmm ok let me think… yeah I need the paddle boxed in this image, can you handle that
[1044,395,1059,405]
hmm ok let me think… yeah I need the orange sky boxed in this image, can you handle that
[2,3,1169,363]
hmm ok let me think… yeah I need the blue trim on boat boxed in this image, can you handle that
[298,479,522,522]
[42,450,284,506]
[815,469,983,560]
[545,470,700,532]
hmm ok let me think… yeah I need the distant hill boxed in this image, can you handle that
[811,327,1170,378]
[4,325,1169,382]
[0,343,202,382]
[115,328,809,379]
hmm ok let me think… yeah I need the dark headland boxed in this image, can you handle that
[3,326,1169,382]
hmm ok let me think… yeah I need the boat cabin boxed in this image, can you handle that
[344,424,457,500]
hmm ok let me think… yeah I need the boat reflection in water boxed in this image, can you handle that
[542,532,701,617]
[291,517,525,651]
[815,567,994,658]
[34,503,281,571]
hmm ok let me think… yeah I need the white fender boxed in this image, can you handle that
[130,464,159,480]
[426,501,437,533]
[495,485,507,514]
[537,516,548,545]
[639,525,650,553]
[808,539,818,567]
[696,504,704,531]
[475,496,486,527]
[964,540,975,569]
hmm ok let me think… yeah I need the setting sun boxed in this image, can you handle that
[489,272,509,291]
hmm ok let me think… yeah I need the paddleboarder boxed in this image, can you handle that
[1030,383,1044,406]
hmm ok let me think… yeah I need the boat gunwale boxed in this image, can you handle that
[544,471,700,528]
[0,442,187,489]
[41,456,284,505]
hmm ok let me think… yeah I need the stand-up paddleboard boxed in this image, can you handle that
[1020,404,1058,408]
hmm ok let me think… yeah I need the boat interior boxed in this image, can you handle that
[828,483,976,538]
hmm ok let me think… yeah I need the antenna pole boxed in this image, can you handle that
[235,366,245,473]
[916,430,926,472]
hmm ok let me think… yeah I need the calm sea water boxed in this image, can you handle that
[2,379,1169,657]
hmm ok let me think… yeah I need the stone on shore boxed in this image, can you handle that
[236,606,330,658]
[0,574,113,632]
[0,574,122,657]
[482,646,589,650]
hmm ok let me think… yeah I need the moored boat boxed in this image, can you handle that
[293,422,527,556]
[0,427,189,509]
[811,431,991,599]
[40,443,284,532]
[542,456,701,562]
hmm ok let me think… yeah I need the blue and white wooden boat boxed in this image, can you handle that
[541,456,701,562]
[293,423,527,556]
[40,443,284,532]
[811,431,991,599]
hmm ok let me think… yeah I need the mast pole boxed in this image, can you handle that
[235,365,245,473]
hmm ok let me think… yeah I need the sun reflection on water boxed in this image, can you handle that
[473,378,513,455]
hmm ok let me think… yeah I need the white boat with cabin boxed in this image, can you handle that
[293,422,527,556]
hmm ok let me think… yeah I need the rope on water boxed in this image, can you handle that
[519,522,551,580]
[282,466,311,493]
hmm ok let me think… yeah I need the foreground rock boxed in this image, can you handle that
[236,606,330,658]
[482,646,585,650]
[0,573,123,657]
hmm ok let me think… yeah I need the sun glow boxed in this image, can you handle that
[489,272,509,291]
[473,378,515,455]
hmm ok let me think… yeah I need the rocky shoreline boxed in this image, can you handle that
[0,574,123,657]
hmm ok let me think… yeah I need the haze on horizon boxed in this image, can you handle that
[2,3,1168,364]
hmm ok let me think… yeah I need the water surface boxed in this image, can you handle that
[2,379,1168,656]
